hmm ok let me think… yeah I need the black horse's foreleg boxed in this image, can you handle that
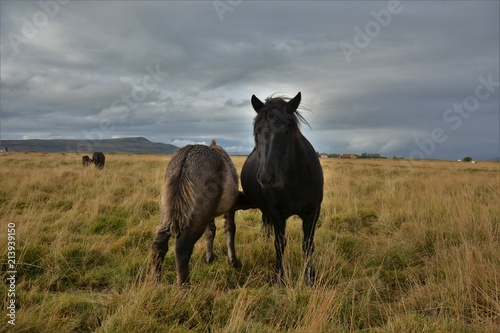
[224,209,238,268]
[151,225,171,283]
[300,205,320,285]
[273,220,287,285]
[205,219,216,263]
[262,213,272,240]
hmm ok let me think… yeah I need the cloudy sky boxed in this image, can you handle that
[1,1,498,159]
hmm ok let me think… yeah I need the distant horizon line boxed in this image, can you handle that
[0,136,498,161]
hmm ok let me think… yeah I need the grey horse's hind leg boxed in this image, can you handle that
[151,225,171,283]
[224,209,238,268]
[205,219,216,263]
[175,222,206,287]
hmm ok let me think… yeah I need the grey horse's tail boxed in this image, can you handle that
[164,146,196,235]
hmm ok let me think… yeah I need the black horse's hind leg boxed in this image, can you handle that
[205,219,216,263]
[224,209,238,268]
[175,222,206,287]
[300,205,321,286]
[151,225,171,283]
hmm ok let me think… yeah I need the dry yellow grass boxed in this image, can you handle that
[0,152,499,332]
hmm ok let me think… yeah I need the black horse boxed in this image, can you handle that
[92,152,105,170]
[240,92,323,285]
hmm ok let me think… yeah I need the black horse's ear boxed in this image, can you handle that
[286,92,301,114]
[251,95,265,113]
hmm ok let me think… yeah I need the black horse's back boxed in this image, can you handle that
[240,149,265,207]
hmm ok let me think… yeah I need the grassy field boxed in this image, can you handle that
[1,152,499,332]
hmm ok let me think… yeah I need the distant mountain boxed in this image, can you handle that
[0,137,179,154]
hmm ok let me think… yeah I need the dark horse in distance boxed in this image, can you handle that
[92,152,105,170]
[82,155,92,168]
[241,92,323,285]
[151,140,239,286]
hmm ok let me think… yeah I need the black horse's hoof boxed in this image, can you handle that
[205,254,217,264]
[228,258,240,269]
[305,268,316,286]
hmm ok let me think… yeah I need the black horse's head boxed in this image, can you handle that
[251,92,306,190]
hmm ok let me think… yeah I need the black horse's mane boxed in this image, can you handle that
[254,95,310,129]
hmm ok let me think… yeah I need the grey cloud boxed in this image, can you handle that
[0,1,498,160]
